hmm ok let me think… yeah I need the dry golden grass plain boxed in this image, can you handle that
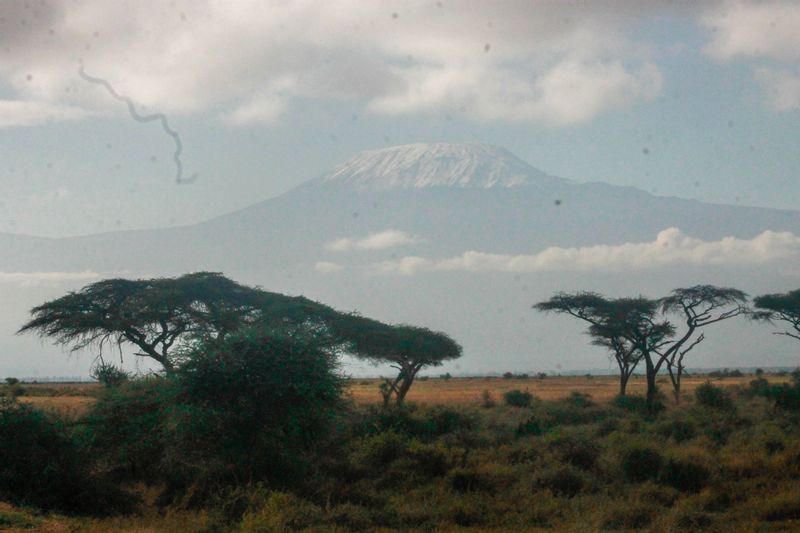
[346,374,777,405]
[18,374,782,416]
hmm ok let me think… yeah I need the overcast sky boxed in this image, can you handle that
[1,0,799,237]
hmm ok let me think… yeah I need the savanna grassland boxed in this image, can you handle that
[3,372,800,533]
[19,374,779,414]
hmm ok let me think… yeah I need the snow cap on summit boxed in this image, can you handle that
[322,143,569,190]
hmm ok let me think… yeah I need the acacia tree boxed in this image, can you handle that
[338,318,461,406]
[594,297,675,404]
[534,293,649,396]
[18,272,369,373]
[658,286,749,402]
[752,289,800,343]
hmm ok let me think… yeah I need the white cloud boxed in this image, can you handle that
[314,261,344,274]
[703,1,800,62]
[326,229,421,252]
[754,67,800,111]
[0,100,87,128]
[0,271,100,287]
[371,228,800,275]
[0,1,667,127]
[703,1,800,110]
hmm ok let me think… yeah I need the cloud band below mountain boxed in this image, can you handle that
[370,228,800,275]
[0,271,100,287]
[326,229,421,252]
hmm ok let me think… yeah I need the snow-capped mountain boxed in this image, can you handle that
[321,143,570,190]
[2,143,800,376]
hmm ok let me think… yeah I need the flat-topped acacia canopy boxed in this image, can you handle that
[18,272,461,379]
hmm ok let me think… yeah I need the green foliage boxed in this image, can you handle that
[0,398,107,512]
[169,327,345,489]
[549,433,600,470]
[480,389,496,408]
[236,490,323,532]
[82,378,172,482]
[655,418,696,442]
[4,377,19,386]
[613,393,664,415]
[695,381,735,411]
[90,361,131,388]
[602,500,658,530]
[621,446,663,482]
[659,457,710,493]
[355,430,408,468]
[503,389,533,407]
[0,507,40,529]
[534,465,586,498]
[516,415,550,436]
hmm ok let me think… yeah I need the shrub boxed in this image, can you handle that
[82,377,172,482]
[418,407,474,437]
[90,362,131,388]
[356,430,408,468]
[0,398,101,512]
[516,415,550,437]
[170,327,345,489]
[659,457,710,493]
[503,389,533,407]
[448,467,489,493]
[621,446,663,482]
[534,465,586,498]
[751,488,800,521]
[236,490,323,532]
[4,378,19,386]
[602,501,658,530]
[481,389,496,408]
[550,434,599,470]
[403,440,449,477]
[695,381,734,411]
[612,394,664,415]
[655,418,696,443]
[564,391,594,409]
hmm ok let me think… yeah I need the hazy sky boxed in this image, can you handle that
[1,0,799,237]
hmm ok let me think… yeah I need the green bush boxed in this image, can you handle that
[355,430,408,468]
[481,389,496,408]
[550,434,599,470]
[656,418,696,443]
[448,467,491,493]
[236,490,323,532]
[621,446,663,482]
[534,465,586,498]
[564,391,594,409]
[659,457,710,493]
[612,394,664,415]
[403,440,449,477]
[82,377,172,482]
[695,381,735,411]
[516,415,550,437]
[0,399,100,512]
[170,327,345,490]
[90,362,131,388]
[504,389,533,407]
[602,501,658,530]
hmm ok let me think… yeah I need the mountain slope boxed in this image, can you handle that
[3,143,800,376]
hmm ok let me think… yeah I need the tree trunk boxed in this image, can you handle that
[395,361,421,406]
[619,371,629,396]
[644,354,658,406]
[673,365,683,404]
[396,375,415,405]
